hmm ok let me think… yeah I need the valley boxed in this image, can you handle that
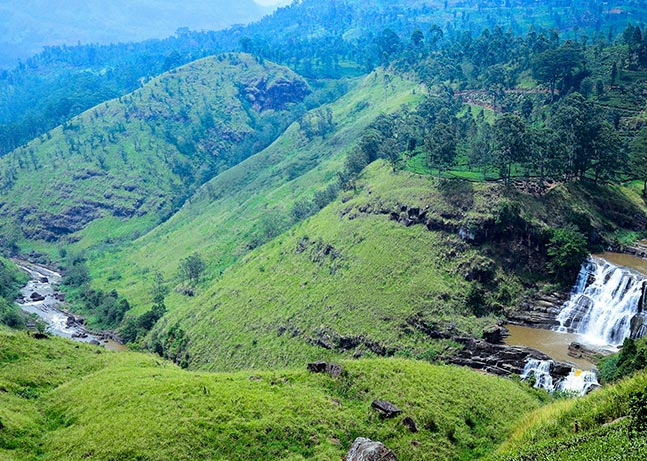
[2,0,647,460]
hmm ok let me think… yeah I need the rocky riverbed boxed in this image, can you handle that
[14,260,125,351]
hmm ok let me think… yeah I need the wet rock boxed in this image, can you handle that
[345,437,398,461]
[447,338,577,378]
[54,292,66,302]
[65,316,76,327]
[401,416,419,433]
[482,325,508,344]
[39,276,49,283]
[29,292,45,302]
[568,342,609,361]
[506,292,569,330]
[371,400,402,419]
[90,339,101,346]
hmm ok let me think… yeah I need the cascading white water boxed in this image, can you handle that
[555,257,647,346]
[520,359,599,395]
[521,359,554,391]
[558,368,600,395]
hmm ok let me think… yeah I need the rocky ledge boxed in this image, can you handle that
[446,334,574,381]
[506,291,569,330]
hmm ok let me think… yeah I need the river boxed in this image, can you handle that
[15,260,126,352]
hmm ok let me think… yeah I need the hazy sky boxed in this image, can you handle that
[254,0,290,5]
[0,0,291,68]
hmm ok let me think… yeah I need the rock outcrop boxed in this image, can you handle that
[371,400,402,419]
[447,336,574,380]
[307,361,343,378]
[345,437,398,461]
[506,292,569,329]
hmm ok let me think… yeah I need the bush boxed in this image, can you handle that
[547,224,588,283]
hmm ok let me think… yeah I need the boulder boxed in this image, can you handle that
[307,361,327,373]
[371,400,402,419]
[306,361,343,378]
[483,325,508,344]
[344,437,398,461]
[401,416,419,433]
[29,292,45,302]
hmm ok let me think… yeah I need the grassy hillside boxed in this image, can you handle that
[143,157,647,371]
[147,162,510,370]
[88,69,421,310]
[0,331,543,461]
[0,53,308,251]
[488,370,647,461]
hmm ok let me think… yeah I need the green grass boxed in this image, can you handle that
[135,159,647,372]
[0,54,307,255]
[0,331,543,461]
[88,68,423,311]
[488,370,647,461]
[145,162,516,371]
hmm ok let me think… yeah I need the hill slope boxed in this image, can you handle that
[88,69,420,309]
[0,53,308,250]
[142,156,647,371]
[488,369,647,461]
[0,331,542,461]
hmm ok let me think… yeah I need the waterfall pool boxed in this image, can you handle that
[504,324,595,370]
[593,251,647,276]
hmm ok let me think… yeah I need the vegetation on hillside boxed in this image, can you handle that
[0,54,309,251]
[489,369,647,461]
[2,0,647,159]
[0,331,543,461]
[0,258,26,329]
[144,162,646,371]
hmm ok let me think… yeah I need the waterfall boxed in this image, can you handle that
[521,359,599,396]
[521,359,554,391]
[555,257,647,346]
[558,369,600,395]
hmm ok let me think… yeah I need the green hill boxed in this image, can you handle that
[140,157,647,371]
[87,69,420,310]
[0,331,543,461]
[0,53,308,251]
[488,370,647,461]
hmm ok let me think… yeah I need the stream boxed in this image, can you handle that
[15,260,126,352]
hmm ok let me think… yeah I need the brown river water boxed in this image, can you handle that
[594,251,647,276]
[504,324,597,370]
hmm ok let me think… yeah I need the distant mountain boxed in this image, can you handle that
[0,0,272,68]
[0,53,309,245]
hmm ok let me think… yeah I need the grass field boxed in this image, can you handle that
[0,331,543,461]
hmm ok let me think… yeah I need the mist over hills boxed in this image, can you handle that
[0,0,272,68]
